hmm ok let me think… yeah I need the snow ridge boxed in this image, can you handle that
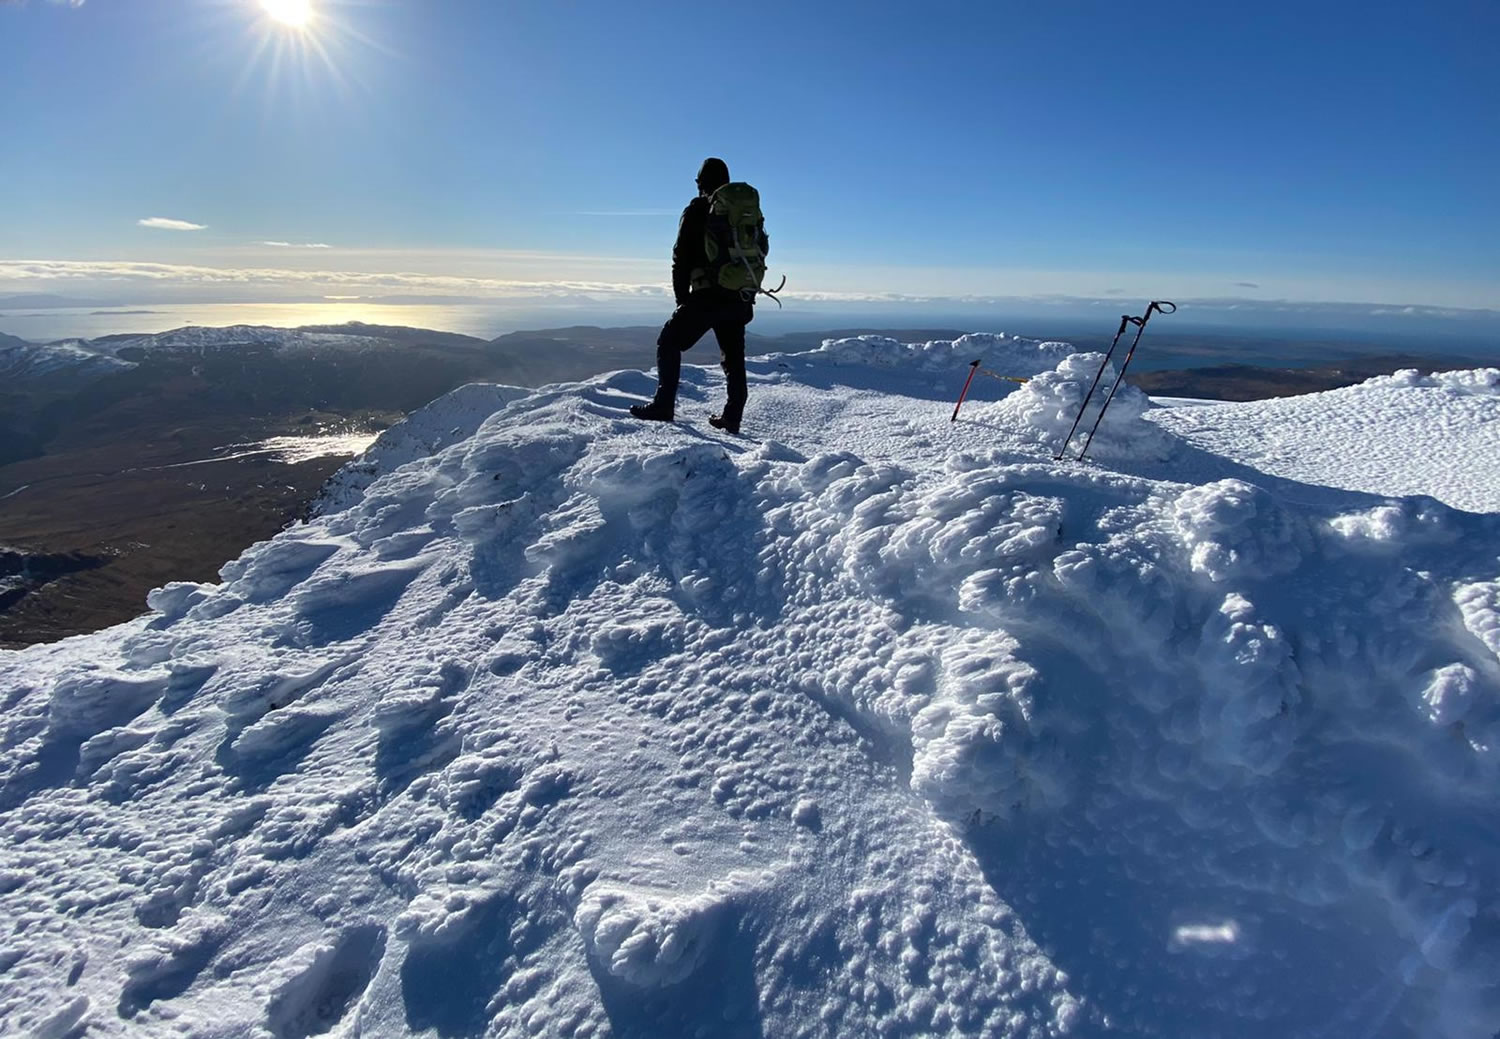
[89,324,400,358]
[316,382,535,516]
[2,338,1499,1038]
[0,338,135,381]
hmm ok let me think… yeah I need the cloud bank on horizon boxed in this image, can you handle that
[0,257,1496,338]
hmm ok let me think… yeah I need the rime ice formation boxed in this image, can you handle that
[3,332,1499,1038]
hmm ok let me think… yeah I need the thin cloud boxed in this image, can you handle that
[139,217,207,231]
[258,241,333,249]
[1234,281,1261,289]
[573,210,678,218]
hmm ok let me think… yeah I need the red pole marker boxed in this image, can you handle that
[951,360,981,422]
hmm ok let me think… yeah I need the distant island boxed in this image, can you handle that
[0,292,120,310]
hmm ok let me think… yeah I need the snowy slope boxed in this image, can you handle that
[316,383,537,515]
[2,334,1499,1039]
[0,337,135,381]
[1146,368,1500,513]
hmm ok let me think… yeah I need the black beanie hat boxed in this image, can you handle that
[696,157,730,192]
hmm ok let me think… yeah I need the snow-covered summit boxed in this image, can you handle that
[2,334,1499,1038]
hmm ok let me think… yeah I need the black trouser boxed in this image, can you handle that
[651,291,753,421]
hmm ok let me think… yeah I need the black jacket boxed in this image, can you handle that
[671,196,710,306]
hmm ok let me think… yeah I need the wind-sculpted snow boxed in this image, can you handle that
[574,881,737,988]
[812,331,1074,376]
[1380,367,1500,395]
[987,351,1175,461]
[1,337,1499,1037]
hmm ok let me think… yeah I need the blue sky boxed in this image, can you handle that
[1,0,1497,320]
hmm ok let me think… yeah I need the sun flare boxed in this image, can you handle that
[260,0,313,28]
[237,0,368,103]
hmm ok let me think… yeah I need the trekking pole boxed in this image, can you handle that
[1074,300,1176,461]
[951,360,981,422]
[1054,314,1133,459]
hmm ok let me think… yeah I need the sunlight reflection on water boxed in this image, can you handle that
[252,433,380,463]
[0,302,664,342]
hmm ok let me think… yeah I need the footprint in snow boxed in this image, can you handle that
[264,924,387,1039]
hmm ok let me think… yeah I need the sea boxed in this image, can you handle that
[0,302,544,344]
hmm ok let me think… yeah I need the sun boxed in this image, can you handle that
[234,0,377,107]
[260,0,313,28]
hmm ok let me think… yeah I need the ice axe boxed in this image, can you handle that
[950,362,1030,422]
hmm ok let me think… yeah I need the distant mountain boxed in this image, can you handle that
[294,322,490,351]
[0,293,118,309]
[0,323,498,470]
[0,337,134,382]
[85,323,470,360]
[0,338,137,465]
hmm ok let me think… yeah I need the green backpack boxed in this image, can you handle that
[703,182,783,304]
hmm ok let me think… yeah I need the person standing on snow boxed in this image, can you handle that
[630,156,767,435]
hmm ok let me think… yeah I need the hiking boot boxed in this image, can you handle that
[630,402,674,423]
[708,413,740,434]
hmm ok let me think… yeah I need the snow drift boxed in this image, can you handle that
[2,334,1499,1038]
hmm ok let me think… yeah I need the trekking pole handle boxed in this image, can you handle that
[1128,300,1176,329]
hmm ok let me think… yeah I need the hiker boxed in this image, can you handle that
[630,156,769,434]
